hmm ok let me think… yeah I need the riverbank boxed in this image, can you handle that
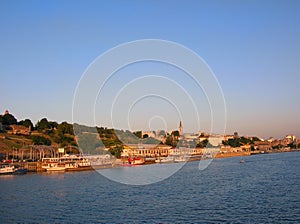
[2,148,299,174]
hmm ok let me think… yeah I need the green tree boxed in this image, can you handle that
[109,146,123,158]
[18,119,33,129]
[133,131,142,138]
[49,121,58,129]
[165,135,173,146]
[240,136,251,145]
[31,135,51,145]
[197,139,208,148]
[36,118,50,131]
[287,143,296,149]
[172,130,180,137]
[250,137,261,144]
[227,138,241,147]
[1,113,17,125]
[57,122,74,136]
[143,134,149,138]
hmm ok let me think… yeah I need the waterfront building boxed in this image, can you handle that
[285,134,296,142]
[169,147,203,156]
[253,141,272,151]
[121,144,171,158]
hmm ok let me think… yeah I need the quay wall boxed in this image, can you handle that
[215,151,251,158]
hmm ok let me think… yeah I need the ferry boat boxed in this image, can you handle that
[41,158,66,171]
[42,155,92,172]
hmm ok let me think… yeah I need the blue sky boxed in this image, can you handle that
[1,0,299,139]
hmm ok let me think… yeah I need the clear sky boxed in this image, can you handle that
[1,0,299,139]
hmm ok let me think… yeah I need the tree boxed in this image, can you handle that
[49,121,58,129]
[227,138,241,147]
[172,130,180,137]
[133,131,142,138]
[143,134,149,138]
[57,122,74,136]
[165,135,173,146]
[197,139,208,148]
[109,146,123,158]
[287,143,296,149]
[31,135,51,145]
[250,137,261,144]
[1,113,17,125]
[240,136,251,145]
[18,119,33,129]
[36,118,50,131]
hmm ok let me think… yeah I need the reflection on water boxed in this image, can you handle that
[99,162,184,185]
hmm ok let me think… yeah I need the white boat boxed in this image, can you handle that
[0,165,15,174]
[174,156,188,163]
[0,164,27,175]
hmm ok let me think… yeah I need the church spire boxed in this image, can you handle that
[179,121,183,136]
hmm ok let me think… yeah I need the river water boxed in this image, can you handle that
[1,151,299,223]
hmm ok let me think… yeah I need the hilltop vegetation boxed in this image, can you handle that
[3,111,297,158]
[0,112,164,157]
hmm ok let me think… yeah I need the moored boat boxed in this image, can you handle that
[0,164,15,175]
[156,156,174,163]
[123,157,145,166]
[42,155,92,172]
[0,164,27,175]
[174,156,188,163]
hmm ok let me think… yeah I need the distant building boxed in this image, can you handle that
[254,141,271,151]
[183,133,199,141]
[285,135,296,142]
[224,135,235,141]
[267,137,275,143]
[208,135,224,147]
[121,144,171,158]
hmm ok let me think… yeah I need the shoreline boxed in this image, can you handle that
[1,149,299,175]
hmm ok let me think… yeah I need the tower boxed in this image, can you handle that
[179,121,183,136]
